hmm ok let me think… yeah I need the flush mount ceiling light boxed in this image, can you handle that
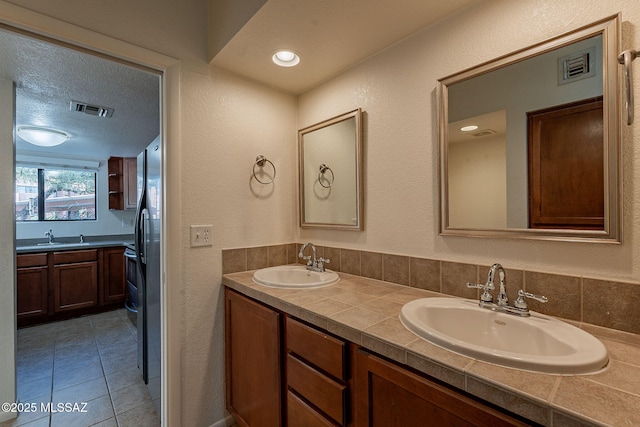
[460,125,479,132]
[17,126,70,147]
[272,50,300,67]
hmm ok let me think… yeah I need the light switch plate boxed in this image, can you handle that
[190,225,213,247]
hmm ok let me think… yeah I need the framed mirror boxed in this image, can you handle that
[299,108,363,230]
[437,15,620,242]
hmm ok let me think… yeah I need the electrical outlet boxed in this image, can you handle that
[190,225,213,247]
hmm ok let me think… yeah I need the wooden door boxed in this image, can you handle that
[528,97,604,229]
[353,349,529,427]
[101,247,126,305]
[53,261,98,312]
[17,266,48,320]
[225,289,282,427]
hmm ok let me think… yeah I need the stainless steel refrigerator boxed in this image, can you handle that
[135,135,161,413]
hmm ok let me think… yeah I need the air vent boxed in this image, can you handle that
[70,100,114,118]
[558,47,596,85]
[471,129,497,138]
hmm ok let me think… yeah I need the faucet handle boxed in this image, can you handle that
[467,282,493,302]
[513,289,548,309]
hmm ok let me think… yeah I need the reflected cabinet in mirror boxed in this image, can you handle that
[299,108,363,230]
[437,15,621,242]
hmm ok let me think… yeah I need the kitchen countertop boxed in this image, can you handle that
[16,235,133,253]
[223,268,640,427]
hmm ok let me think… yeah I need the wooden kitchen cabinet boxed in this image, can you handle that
[353,349,530,427]
[225,289,282,427]
[16,253,48,323]
[108,156,137,210]
[52,249,99,313]
[101,246,126,305]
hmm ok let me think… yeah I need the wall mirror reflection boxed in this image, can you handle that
[437,15,620,242]
[299,108,363,230]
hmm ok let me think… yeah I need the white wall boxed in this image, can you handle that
[15,162,136,240]
[0,79,16,423]
[448,135,507,229]
[299,0,640,281]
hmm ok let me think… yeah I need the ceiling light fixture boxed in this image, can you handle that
[460,125,479,132]
[272,50,300,67]
[17,126,70,147]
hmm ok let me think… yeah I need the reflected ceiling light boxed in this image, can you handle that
[272,50,300,67]
[460,125,479,132]
[17,126,70,147]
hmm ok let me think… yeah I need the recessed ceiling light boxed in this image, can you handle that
[272,50,300,67]
[460,125,479,132]
[17,126,70,147]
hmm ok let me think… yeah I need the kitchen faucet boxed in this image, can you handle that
[298,242,330,273]
[44,229,54,244]
[467,263,548,317]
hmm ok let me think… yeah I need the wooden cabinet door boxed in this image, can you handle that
[225,289,282,427]
[53,261,98,312]
[101,247,126,305]
[17,266,48,320]
[354,349,529,427]
[123,157,138,210]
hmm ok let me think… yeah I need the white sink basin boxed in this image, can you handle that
[400,297,608,374]
[253,265,339,289]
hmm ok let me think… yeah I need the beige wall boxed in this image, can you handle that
[299,0,640,282]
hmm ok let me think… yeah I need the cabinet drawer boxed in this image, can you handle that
[287,391,338,427]
[287,354,346,425]
[286,316,346,380]
[17,253,48,268]
[53,249,98,264]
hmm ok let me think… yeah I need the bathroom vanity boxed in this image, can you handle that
[225,287,530,426]
[223,269,640,427]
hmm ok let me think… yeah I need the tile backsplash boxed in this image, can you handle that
[222,243,640,335]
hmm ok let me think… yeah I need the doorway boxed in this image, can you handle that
[0,18,171,426]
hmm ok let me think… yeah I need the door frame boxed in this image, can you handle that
[0,4,182,426]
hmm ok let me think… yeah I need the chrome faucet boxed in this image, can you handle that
[488,263,508,306]
[44,229,54,244]
[298,242,330,273]
[467,263,548,317]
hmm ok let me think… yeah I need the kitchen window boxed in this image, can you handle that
[16,166,96,221]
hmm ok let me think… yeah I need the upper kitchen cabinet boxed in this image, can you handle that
[108,156,137,210]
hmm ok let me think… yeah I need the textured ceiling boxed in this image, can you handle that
[210,0,480,94]
[0,27,160,160]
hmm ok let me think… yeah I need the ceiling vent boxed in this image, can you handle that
[558,47,596,85]
[70,100,114,118]
[471,129,497,138]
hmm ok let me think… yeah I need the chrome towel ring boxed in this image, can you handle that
[318,164,334,188]
[253,155,276,184]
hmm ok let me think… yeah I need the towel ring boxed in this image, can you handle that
[253,155,276,184]
[318,164,334,188]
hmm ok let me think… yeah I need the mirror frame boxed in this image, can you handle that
[437,14,621,242]
[298,108,364,230]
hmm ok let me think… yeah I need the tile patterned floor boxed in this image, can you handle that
[0,309,160,427]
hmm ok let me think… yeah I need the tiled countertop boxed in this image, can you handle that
[223,269,640,427]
